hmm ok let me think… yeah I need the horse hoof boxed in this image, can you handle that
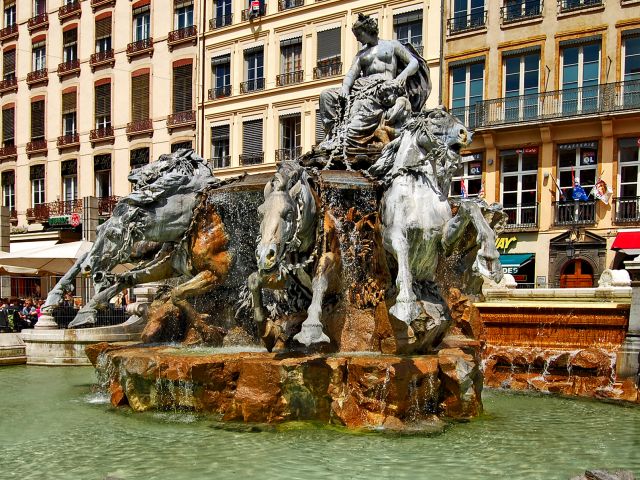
[68,310,97,328]
[293,321,330,347]
[390,301,422,326]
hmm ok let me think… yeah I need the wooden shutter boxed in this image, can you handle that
[317,27,341,61]
[393,11,422,26]
[211,124,229,140]
[172,64,192,114]
[30,164,45,180]
[95,83,111,118]
[61,159,77,176]
[1,170,14,186]
[242,119,263,155]
[3,50,15,76]
[31,101,45,139]
[2,107,14,143]
[63,29,77,46]
[131,73,150,121]
[315,109,324,145]
[94,154,111,171]
[95,17,112,40]
[62,92,76,113]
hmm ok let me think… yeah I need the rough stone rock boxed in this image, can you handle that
[571,348,613,374]
[446,288,484,339]
[90,345,483,430]
[570,470,636,480]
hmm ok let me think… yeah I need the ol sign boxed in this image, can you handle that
[495,236,517,252]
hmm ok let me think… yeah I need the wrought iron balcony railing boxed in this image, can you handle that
[27,68,48,86]
[0,23,18,41]
[275,147,302,163]
[167,110,196,129]
[447,11,487,35]
[210,15,232,29]
[557,0,602,13]
[240,78,265,93]
[26,204,48,222]
[26,139,47,154]
[209,85,232,100]
[553,200,596,226]
[28,199,83,222]
[276,70,304,86]
[28,13,49,31]
[57,133,79,148]
[240,153,264,165]
[90,49,115,69]
[501,0,543,23]
[241,4,266,21]
[503,203,539,230]
[210,156,231,169]
[9,209,16,220]
[98,195,120,217]
[0,76,17,93]
[613,197,640,224]
[57,59,80,77]
[0,145,16,158]
[58,1,81,20]
[279,0,304,11]
[313,61,342,79]
[126,118,153,135]
[90,126,114,142]
[168,25,197,49]
[126,38,153,58]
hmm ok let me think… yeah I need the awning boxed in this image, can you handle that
[0,240,92,275]
[9,240,58,254]
[611,231,640,256]
[500,253,534,270]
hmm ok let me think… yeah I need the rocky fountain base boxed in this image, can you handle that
[88,341,482,430]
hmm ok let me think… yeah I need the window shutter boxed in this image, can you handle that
[3,50,15,76]
[61,159,77,176]
[393,11,422,25]
[131,73,150,121]
[317,27,341,61]
[30,164,45,180]
[1,170,14,186]
[211,54,230,66]
[2,107,14,142]
[315,109,324,145]
[31,101,45,139]
[95,17,112,40]
[63,29,78,47]
[212,124,230,140]
[242,119,263,155]
[95,83,111,118]
[173,64,192,114]
[130,147,149,167]
[94,154,111,171]
[62,92,76,113]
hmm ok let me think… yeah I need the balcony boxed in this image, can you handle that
[98,195,120,217]
[467,79,640,130]
[209,85,232,100]
[553,200,596,226]
[58,1,81,21]
[503,204,539,231]
[240,153,264,165]
[57,133,80,149]
[9,209,16,222]
[126,118,153,136]
[501,0,543,24]
[28,13,49,31]
[167,25,197,50]
[0,24,18,42]
[26,139,48,155]
[276,70,304,87]
[210,156,231,170]
[447,11,487,35]
[557,0,603,13]
[613,197,640,224]
[0,145,17,159]
[27,199,83,223]
[57,59,80,78]
[0,76,17,94]
[241,4,266,21]
[275,147,302,163]
[167,110,196,130]
[90,49,115,70]
[314,61,342,79]
[26,204,48,222]
[126,38,153,60]
[278,0,304,11]
[91,0,116,11]
[240,78,265,94]
[210,15,232,29]
[90,126,114,143]
[27,69,49,87]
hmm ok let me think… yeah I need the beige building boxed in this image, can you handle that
[444,0,640,288]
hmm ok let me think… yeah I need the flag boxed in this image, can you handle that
[590,177,612,205]
[551,174,565,201]
[460,179,468,199]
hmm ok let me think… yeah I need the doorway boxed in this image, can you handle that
[559,259,594,288]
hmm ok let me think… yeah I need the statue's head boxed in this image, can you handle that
[352,13,378,42]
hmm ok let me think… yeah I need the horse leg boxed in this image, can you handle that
[42,252,88,312]
[467,204,503,283]
[387,228,422,325]
[170,270,226,346]
[441,205,472,256]
[248,271,267,323]
[293,252,337,346]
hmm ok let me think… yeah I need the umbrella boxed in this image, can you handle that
[0,240,93,275]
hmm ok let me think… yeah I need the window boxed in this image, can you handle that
[171,141,192,152]
[61,159,77,202]
[175,0,193,29]
[557,141,598,199]
[211,54,231,98]
[133,5,151,42]
[32,41,46,72]
[243,47,264,92]
[503,0,542,21]
[94,154,111,198]
[131,72,150,121]
[622,34,640,108]
[62,91,76,136]
[561,41,600,114]
[4,1,15,27]
[241,119,263,164]
[3,49,15,81]
[95,83,111,130]
[30,164,45,207]
[618,139,640,198]
[34,0,46,16]
[95,16,112,53]
[30,100,45,141]
[501,148,538,226]
[450,61,483,128]
[211,124,230,168]
[451,153,482,198]
[2,170,14,213]
[63,28,78,63]
[503,51,540,121]
[279,114,301,161]
[130,147,149,169]
[451,0,485,32]
[393,11,423,52]
[173,63,192,114]
[2,106,13,147]
[214,0,232,28]
[316,27,341,78]
[281,38,302,74]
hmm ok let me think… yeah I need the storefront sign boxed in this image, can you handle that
[516,147,538,155]
[558,141,598,151]
[581,150,596,165]
[49,213,81,228]
[469,161,481,175]
[495,236,517,252]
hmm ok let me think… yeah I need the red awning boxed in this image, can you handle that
[612,231,640,255]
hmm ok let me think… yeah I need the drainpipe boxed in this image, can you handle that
[439,0,445,106]
[199,0,207,158]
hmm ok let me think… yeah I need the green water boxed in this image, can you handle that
[1,366,639,480]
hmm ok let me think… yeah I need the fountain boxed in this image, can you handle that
[46,15,505,431]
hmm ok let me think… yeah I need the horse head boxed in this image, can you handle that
[256,162,317,274]
[420,107,472,153]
